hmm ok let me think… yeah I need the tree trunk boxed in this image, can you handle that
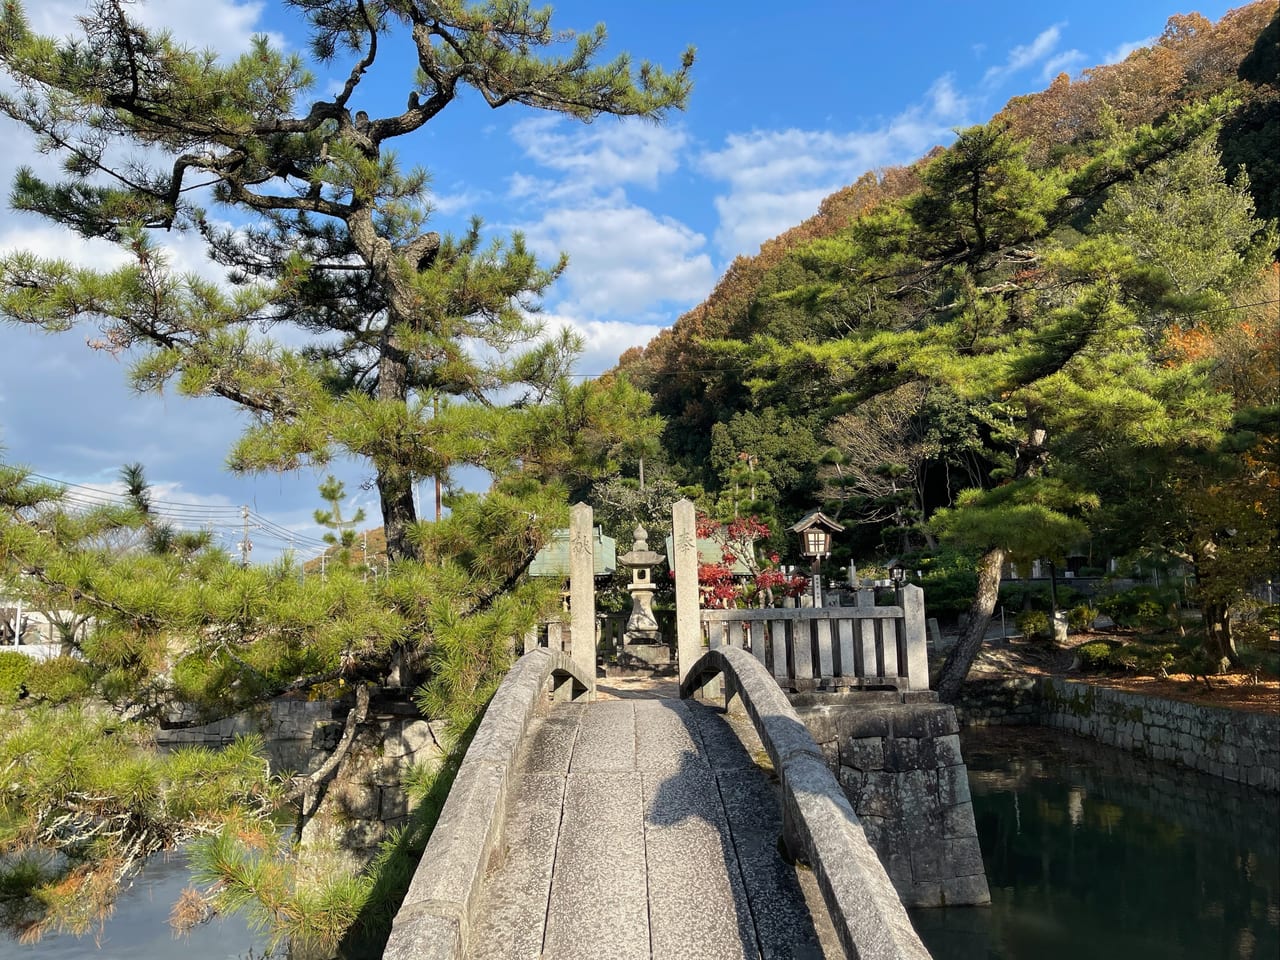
[936,545,1007,702]
[375,316,420,562]
[1203,601,1243,669]
[377,465,418,563]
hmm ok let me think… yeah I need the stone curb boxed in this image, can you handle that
[384,647,593,960]
[682,646,933,960]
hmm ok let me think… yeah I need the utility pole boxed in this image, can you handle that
[238,505,253,567]
[433,395,443,521]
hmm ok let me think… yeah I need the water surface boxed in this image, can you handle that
[912,725,1280,960]
[0,850,272,960]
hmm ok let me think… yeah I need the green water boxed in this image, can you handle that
[912,726,1280,960]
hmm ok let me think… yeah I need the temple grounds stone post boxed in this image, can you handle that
[672,498,701,685]
[568,502,597,694]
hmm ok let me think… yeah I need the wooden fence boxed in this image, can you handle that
[699,584,929,692]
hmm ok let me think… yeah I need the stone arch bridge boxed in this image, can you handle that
[384,501,987,959]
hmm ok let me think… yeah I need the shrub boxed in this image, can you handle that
[0,651,33,704]
[1076,642,1117,672]
[1067,604,1099,632]
[1254,604,1279,631]
[999,581,1086,613]
[23,656,95,704]
[1016,610,1050,639]
[912,547,980,619]
[1097,585,1179,629]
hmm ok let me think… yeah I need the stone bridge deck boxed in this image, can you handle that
[463,695,834,960]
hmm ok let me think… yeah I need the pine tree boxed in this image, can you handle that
[314,474,367,569]
[734,115,1275,701]
[0,1,691,944]
[0,0,692,561]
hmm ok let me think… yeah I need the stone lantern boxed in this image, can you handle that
[617,524,669,668]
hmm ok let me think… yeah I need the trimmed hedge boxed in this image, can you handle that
[0,651,33,704]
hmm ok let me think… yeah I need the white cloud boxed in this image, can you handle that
[1103,36,1157,65]
[29,0,276,56]
[709,187,832,260]
[928,75,968,119]
[542,313,666,379]
[522,201,714,316]
[697,77,967,257]
[432,187,488,217]
[1041,50,1086,81]
[983,24,1067,87]
[510,116,687,197]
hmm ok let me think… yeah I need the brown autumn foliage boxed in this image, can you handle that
[622,1,1279,465]
[999,4,1278,164]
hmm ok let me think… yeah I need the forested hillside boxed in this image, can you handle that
[617,2,1280,697]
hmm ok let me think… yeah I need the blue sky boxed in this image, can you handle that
[0,0,1244,561]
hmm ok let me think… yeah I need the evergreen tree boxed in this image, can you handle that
[0,1,691,945]
[0,0,691,561]
[732,116,1275,701]
[314,473,367,569]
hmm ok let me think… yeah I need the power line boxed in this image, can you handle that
[21,471,334,550]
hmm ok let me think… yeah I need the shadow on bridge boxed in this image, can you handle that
[639,698,828,959]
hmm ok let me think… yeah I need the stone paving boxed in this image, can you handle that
[463,694,835,960]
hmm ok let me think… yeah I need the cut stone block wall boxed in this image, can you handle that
[156,697,448,865]
[158,698,344,739]
[793,693,991,908]
[956,677,1280,793]
[301,712,447,872]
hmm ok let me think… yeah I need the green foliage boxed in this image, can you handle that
[0,705,281,940]
[21,656,94,704]
[931,479,1097,562]
[910,546,981,619]
[1067,604,1100,633]
[998,581,1086,613]
[0,652,31,704]
[1097,586,1182,629]
[1016,610,1051,639]
[0,0,691,565]
[185,708,478,958]
[1074,638,1178,674]
[1076,641,1121,671]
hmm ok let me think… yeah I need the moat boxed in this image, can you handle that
[913,724,1280,960]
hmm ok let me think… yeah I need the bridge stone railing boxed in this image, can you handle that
[699,585,929,694]
[682,645,933,960]
[383,647,593,960]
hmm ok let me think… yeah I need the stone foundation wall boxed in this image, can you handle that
[794,693,990,908]
[956,677,1280,792]
[156,696,449,866]
[158,697,343,744]
[156,697,348,776]
[301,711,446,871]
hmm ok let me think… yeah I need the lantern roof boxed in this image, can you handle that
[788,510,844,536]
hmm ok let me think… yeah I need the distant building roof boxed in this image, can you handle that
[528,528,617,578]
[663,530,753,576]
